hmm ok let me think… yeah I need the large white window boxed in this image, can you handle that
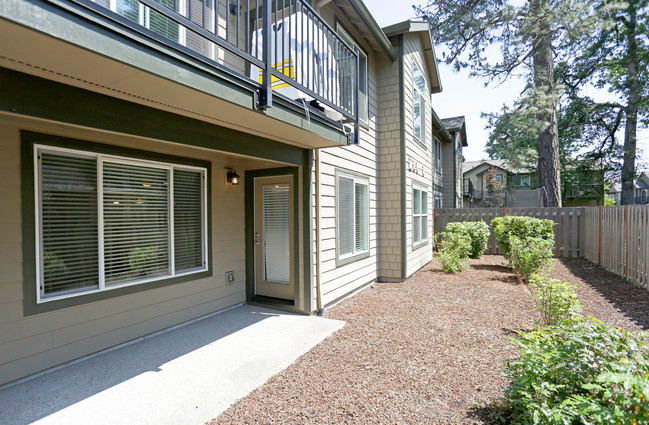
[336,172,369,262]
[337,26,369,123]
[413,186,428,246]
[36,145,207,302]
[413,62,426,146]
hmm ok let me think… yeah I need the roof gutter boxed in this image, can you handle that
[347,0,397,60]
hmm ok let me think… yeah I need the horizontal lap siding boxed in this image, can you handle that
[0,121,250,386]
[403,34,433,278]
[317,29,379,306]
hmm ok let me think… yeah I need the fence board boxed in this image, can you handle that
[433,205,649,290]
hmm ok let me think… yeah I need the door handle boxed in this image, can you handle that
[254,240,259,246]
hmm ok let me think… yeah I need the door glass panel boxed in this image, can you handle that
[263,184,290,284]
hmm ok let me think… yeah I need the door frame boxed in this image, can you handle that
[245,167,300,307]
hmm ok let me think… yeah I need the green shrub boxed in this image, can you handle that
[491,216,555,260]
[492,318,649,425]
[529,274,582,326]
[129,246,159,277]
[509,236,554,281]
[445,221,490,259]
[436,231,470,273]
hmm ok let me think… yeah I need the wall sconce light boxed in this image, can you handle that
[225,168,240,185]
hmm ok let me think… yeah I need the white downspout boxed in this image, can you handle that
[314,149,324,315]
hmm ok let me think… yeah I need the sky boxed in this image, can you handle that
[362,0,648,170]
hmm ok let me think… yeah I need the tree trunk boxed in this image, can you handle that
[621,2,639,205]
[532,0,562,207]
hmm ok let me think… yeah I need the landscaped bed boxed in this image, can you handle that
[210,256,649,425]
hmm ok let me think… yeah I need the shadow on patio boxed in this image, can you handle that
[0,305,344,425]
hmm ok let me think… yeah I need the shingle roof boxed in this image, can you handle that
[462,159,530,175]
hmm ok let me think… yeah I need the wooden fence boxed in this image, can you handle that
[434,205,649,290]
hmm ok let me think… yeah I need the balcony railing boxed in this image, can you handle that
[69,0,360,143]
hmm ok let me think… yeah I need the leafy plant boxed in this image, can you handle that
[529,274,582,326]
[491,318,649,425]
[509,236,554,282]
[129,246,159,277]
[445,221,490,259]
[492,216,555,260]
[436,231,470,273]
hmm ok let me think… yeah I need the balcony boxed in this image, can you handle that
[0,0,360,147]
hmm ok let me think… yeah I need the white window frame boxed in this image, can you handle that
[34,145,208,303]
[413,62,426,147]
[512,174,531,187]
[434,138,442,172]
[413,185,429,247]
[335,170,370,265]
[336,25,369,124]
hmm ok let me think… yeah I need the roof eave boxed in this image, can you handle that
[346,0,397,60]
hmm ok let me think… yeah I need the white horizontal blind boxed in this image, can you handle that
[174,169,204,272]
[421,191,428,241]
[355,182,368,252]
[103,162,170,285]
[263,183,290,284]
[40,152,99,295]
[338,176,355,256]
[413,188,421,244]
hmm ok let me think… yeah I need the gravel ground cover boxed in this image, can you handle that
[210,255,649,425]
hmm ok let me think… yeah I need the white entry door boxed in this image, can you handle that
[254,176,294,300]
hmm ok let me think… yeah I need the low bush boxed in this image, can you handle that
[491,216,555,260]
[446,221,490,259]
[509,236,554,281]
[436,231,470,273]
[492,318,649,425]
[529,274,582,326]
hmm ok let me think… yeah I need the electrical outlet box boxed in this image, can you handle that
[225,271,235,284]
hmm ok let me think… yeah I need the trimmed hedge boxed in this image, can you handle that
[491,216,555,260]
[444,221,490,259]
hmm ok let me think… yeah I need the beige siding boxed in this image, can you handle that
[0,117,282,385]
[317,12,379,306]
[402,33,433,278]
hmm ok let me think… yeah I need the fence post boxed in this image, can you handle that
[598,206,602,265]
[625,205,629,278]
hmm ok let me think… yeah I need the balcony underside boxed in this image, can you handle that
[0,0,351,149]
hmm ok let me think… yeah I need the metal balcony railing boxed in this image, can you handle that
[68,0,360,143]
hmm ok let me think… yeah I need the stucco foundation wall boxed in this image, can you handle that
[0,116,255,386]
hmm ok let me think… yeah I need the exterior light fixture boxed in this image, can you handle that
[225,168,240,185]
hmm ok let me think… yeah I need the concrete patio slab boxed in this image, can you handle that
[0,305,345,425]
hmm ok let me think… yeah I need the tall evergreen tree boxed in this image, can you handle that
[415,1,601,206]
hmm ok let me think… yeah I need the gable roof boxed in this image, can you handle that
[441,116,468,147]
[463,159,529,176]
[381,20,442,93]
[333,0,397,60]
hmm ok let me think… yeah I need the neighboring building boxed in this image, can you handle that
[441,116,467,208]
[0,0,468,386]
[463,159,605,207]
[608,172,649,205]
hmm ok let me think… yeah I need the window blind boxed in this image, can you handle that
[40,152,99,295]
[354,182,368,252]
[103,162,170,285]
[338,176,354,256]
[263,184,290,284]
[174,169,203,272]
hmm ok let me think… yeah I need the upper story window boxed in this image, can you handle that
[512,174,531,187]
[336,171,369,264]
[35,145,207,302]
[337,26,369,124]
[434,138,442,171]
[413,62,426,146]
[413,185,428,246]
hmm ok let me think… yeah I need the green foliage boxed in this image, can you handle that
[529,274,582,326]
[492,318,649,425]
[604,196,617,206]
[43,251,69,281]
[445,221,490,259]
[491,216,556,260]
[129,247,159,277]
[436,231,470,273]
[509,236,554,282]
